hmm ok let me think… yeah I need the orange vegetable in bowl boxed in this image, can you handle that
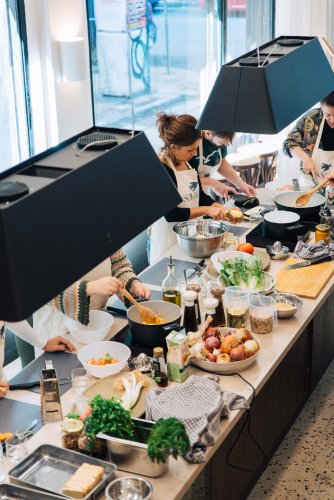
[237,243,254,254]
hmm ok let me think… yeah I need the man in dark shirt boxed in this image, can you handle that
[189,130,257,198]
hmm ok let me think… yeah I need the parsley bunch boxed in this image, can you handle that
[84,395,135,442]
[147,418,190,463]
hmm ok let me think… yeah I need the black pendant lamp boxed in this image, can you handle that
[198,36,334,134]
[0,130,181,321]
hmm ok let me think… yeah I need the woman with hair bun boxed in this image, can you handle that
[150,112,241,263]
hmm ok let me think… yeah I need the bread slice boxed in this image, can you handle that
[62,463,104,498]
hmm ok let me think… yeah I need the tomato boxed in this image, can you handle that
[237,243,254,254]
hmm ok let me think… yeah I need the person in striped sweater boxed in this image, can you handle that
[6,248,150,367]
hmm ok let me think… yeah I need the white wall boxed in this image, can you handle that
[25,0,93,152]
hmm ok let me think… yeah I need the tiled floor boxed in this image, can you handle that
[182,358,334,500]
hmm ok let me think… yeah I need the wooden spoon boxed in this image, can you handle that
[120,287,157,324]
[295,177,328,207]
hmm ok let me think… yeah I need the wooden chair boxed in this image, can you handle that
[230,156,260,187]
[255,150,278,187]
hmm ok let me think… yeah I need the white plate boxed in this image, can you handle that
[191,327,261,374]
[218,271,275,295]
[210,251,253,274]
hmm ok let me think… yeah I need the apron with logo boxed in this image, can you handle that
[198,141,222,178]
[150,157,200,264]
[299,116,334,189]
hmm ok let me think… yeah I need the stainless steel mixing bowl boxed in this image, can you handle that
[173,220,228,257]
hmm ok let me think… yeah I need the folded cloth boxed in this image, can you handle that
[294,240,334,260]
[145,375,247,463]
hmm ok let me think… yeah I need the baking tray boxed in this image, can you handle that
[0,482,63,499]
[8,444,116,499]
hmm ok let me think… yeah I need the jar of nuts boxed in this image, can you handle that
[249,294,277,334]
[61,419,84,451]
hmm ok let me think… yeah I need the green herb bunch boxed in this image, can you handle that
[147,417,190,463]
[84,395,135,442]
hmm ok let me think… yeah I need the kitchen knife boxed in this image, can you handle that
[283,255,332,270]
[9,377,71,390]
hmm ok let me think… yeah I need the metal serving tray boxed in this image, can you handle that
[8,444,116,499]
[0,482,63,499]
[97,418,168,478]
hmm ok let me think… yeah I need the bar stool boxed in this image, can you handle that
[230,156,260,187]
[255,150,278,187]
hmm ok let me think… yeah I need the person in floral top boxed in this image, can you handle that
[283,91,334,187]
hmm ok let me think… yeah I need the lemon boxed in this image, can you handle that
[61,419,84,433]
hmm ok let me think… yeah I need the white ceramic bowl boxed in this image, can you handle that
[191,327,261,374]
[66,310,114,344]
[210,251,253,274]
[218,271,276,295]
[77,341,131,378]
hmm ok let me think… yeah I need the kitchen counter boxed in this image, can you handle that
[5,208,334,499]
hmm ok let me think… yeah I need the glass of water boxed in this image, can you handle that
[71,368,92,413]
[5,434,28,464]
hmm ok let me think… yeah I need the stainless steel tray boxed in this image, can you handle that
[8,444,116,499]
[0,482,63,499]
[97,418,168,478]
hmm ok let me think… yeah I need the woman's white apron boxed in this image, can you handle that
[150,157,200,264]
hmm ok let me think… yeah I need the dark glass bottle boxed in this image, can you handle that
[162,256,181,307]
[186,283,201,324]
[152,347,168,387]
[203,297,219,327]
[182,290,198,333]
[210,285,226,326]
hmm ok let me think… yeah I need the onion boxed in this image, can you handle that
[204,336,221,351]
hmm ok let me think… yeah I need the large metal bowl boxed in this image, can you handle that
[173,220,228,257]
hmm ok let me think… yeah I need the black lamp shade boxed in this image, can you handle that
[0,131,181,321]
[198,36,334,134]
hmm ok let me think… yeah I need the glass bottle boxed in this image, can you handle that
[186,283,201,324]
[182,290,198,333]
[152,347,168,387]
[203,297,219,327]
[162,256,181,307]
[210,285,226,326]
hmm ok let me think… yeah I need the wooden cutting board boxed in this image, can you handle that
[275,257,334,298]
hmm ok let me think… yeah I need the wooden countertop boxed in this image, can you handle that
[6,217,334,500]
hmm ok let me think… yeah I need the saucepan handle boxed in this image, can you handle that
[162,322,182,334]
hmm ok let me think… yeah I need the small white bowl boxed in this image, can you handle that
[210,251,253,274]
[66,310,114,344]
[77,341,131,378]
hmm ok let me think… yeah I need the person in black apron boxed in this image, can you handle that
[189,130,257,198]
[283,90,334,189]
[150,113,241,263]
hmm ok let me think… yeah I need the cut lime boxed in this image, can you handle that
[61,419,84,433]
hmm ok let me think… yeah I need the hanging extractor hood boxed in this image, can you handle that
[198,36,334,134]
[0,128,181,321]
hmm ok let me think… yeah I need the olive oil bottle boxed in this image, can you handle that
[162,256,181,307]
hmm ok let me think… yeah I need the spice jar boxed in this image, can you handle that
[186,283,201,324]
[315,224,330,245]
[249,294,277,334]
[210,285,226,326]
[203,297,219,327]
[61,419,84,451]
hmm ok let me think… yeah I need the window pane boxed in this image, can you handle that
[0,1,29,173]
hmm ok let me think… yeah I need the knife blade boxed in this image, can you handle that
[9,377,71,390]
[283,255,332,270]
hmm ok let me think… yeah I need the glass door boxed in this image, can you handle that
[88,0,222,132]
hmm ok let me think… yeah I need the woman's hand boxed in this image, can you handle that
[86,276,123,297]
[212,181,238,198]
[43,336,76,353]
[303,157,317,178]
[205,205,227,220]
[237,181,257,197]
[0,380,9,398]
[130,281,151,299]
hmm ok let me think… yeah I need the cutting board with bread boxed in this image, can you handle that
[275,257,334,298]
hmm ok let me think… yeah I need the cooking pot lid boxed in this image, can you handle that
[264,210,300,224]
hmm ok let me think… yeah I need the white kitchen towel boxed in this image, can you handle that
[145,374,246,462]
